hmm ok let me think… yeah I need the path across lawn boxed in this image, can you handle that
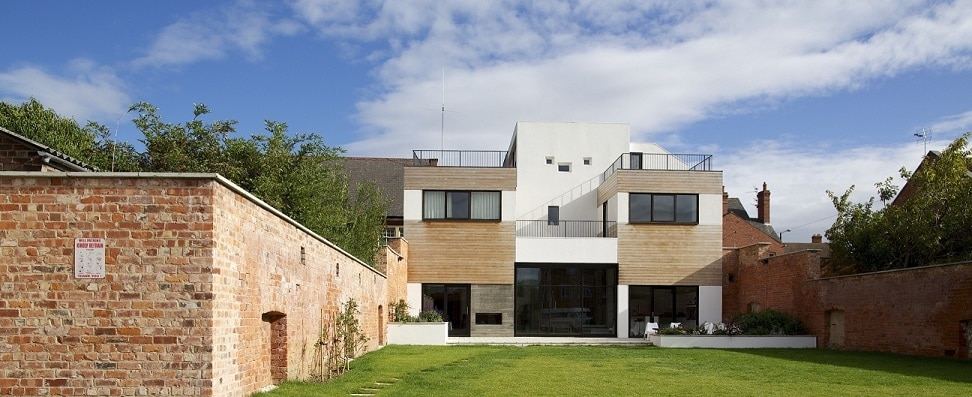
[255,345,972,396]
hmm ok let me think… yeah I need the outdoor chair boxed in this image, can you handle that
[670,322,681,328]
[644,322,659,339]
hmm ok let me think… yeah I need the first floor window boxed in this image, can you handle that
[423,190,501,220]
[629,193,698,224]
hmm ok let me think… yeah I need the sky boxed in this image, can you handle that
[2,0,972,241]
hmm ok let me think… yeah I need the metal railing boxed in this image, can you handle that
[516,220,617,238]
[409,150,513,167]
[602,153,713,180]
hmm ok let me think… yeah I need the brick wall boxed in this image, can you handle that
[722,213,782,253]
[1,173,406,396]
[382,238,409,308]
[0,133,45,171]
[726,242,972,359]
[0,175,216,396]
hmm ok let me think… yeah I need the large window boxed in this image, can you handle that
[422,284,470,337]
[515,263,617,337]
[629,193,698,224]
[628,286,699,337]
[423,190,501,220]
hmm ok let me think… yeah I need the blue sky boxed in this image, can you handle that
[2,0,972,240]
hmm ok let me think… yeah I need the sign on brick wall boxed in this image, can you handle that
[75,238,106,278]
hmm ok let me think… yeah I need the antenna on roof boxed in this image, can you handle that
[440,67,445,151]
[914,127,931,154]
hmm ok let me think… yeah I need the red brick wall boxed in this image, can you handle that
[0,133,45,171]
[726,242,972,358]
[723,213,783,253]
[2,174,407,396]
[0,176,216,396]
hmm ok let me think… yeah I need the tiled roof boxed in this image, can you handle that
[727,197,780,242]
[0,126,96,171]
[343,157,407,218]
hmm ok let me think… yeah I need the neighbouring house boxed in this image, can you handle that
[892,149,972,206]
[402,121,723,338]
[722,183,782,253]
[0,172,408,396]
[0,126,95,172]
[343,156,408,238]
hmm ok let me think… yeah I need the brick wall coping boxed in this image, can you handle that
[763,248,822,261]
[815,259,972,281]
[0,171,387,277]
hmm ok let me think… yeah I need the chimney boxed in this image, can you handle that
[756,182,770,224]
[811,234,823,244]
[722,186,729,215]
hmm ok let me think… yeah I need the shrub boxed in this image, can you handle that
[389,299,411,322]
[418,310,444,322]
[732,310,805,335]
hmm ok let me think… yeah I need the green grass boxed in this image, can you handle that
[256,345,972,396]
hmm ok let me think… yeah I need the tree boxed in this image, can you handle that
[826,133,972,273]
[0,98,141,171]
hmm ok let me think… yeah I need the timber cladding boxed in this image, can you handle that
[599,170,722,203]
[404,167,517,191]
[618,224,722,285]
[404,220,515,284]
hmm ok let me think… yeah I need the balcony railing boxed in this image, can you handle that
[409,150,513,167]
[516,220,617,238]
[601,153,713,180]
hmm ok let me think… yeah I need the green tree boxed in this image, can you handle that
[0,98,141,171]
[826,133,972,273]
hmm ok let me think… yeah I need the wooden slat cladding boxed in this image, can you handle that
[404,167,517,191]
[618,224,722,285]
[405,220,514,284]
[597,172,619,204]
[618,170,722,194]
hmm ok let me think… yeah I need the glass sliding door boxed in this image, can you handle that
[515,263,617,337]
[422,284,470,337]
[628,285,699,337]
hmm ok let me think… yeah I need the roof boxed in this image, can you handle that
[726,197,780,242]
[783,242,831,258]
[892,150,972,206]
[343,157,407,218]
[0,126,95,171]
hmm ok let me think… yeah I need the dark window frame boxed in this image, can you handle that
[422,190,502,221]
[547,206,560,226]
[629,193,699,225]
[475,313,503,325]
[627,285,700,338]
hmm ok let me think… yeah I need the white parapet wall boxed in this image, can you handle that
[387,323,449,345]
[515,237,618,263]
[650,335,817,348]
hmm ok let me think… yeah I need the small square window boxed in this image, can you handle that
[558,163,571,172]
[475,313,502,325]
[583,157,591,165]
[545,156,554,165]
[547,206,560,225]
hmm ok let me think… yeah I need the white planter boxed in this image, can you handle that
[387,322,449,345]
[649,335,817,348]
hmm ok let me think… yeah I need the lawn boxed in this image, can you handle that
[256,345,972,396]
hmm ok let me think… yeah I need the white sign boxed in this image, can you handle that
[74,238,106,279]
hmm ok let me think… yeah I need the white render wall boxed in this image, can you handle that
[698,286,723,324]
[617,285,629,338]
[406,283,422,316]
[515,237,618,263]
[512,122,630,222]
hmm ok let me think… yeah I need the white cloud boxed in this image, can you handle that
[285,1,972,155]
[930,110,972,135]
[0,59,129,121]
[720,138,952,242]
[134,1,302,68]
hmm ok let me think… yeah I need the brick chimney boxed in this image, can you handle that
[811,234,823,243]
[756,182,770,224]
[722,186,729,215]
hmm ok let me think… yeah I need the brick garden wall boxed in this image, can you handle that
[1,173,405,396]
[726,243,972,358]
[0,175,216,396]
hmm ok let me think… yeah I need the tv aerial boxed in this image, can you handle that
[914,128,931,153]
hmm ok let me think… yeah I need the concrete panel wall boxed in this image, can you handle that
[470,284,514,337]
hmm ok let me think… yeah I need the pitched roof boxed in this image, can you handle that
[343,157,407,218]
[783,242,831,258]
[726,197,780,242]
[0,126,95,171]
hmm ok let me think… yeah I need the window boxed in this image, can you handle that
[423,190,501,220]
[629,193,698,224]
[558,163,571,172]
[629,152,643,170]
[545,156,554,164]
[475,313,502,325]
[547,206,560,225]
[583,157,592,165]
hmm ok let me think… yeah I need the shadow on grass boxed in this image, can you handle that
[729,348,972,384]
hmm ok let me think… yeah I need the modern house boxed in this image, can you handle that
[402,122,724,338]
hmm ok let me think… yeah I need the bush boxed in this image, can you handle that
[418,310,444,322]
[732,310,805,335]
[389,299,411,322]
[657,326,688,335]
